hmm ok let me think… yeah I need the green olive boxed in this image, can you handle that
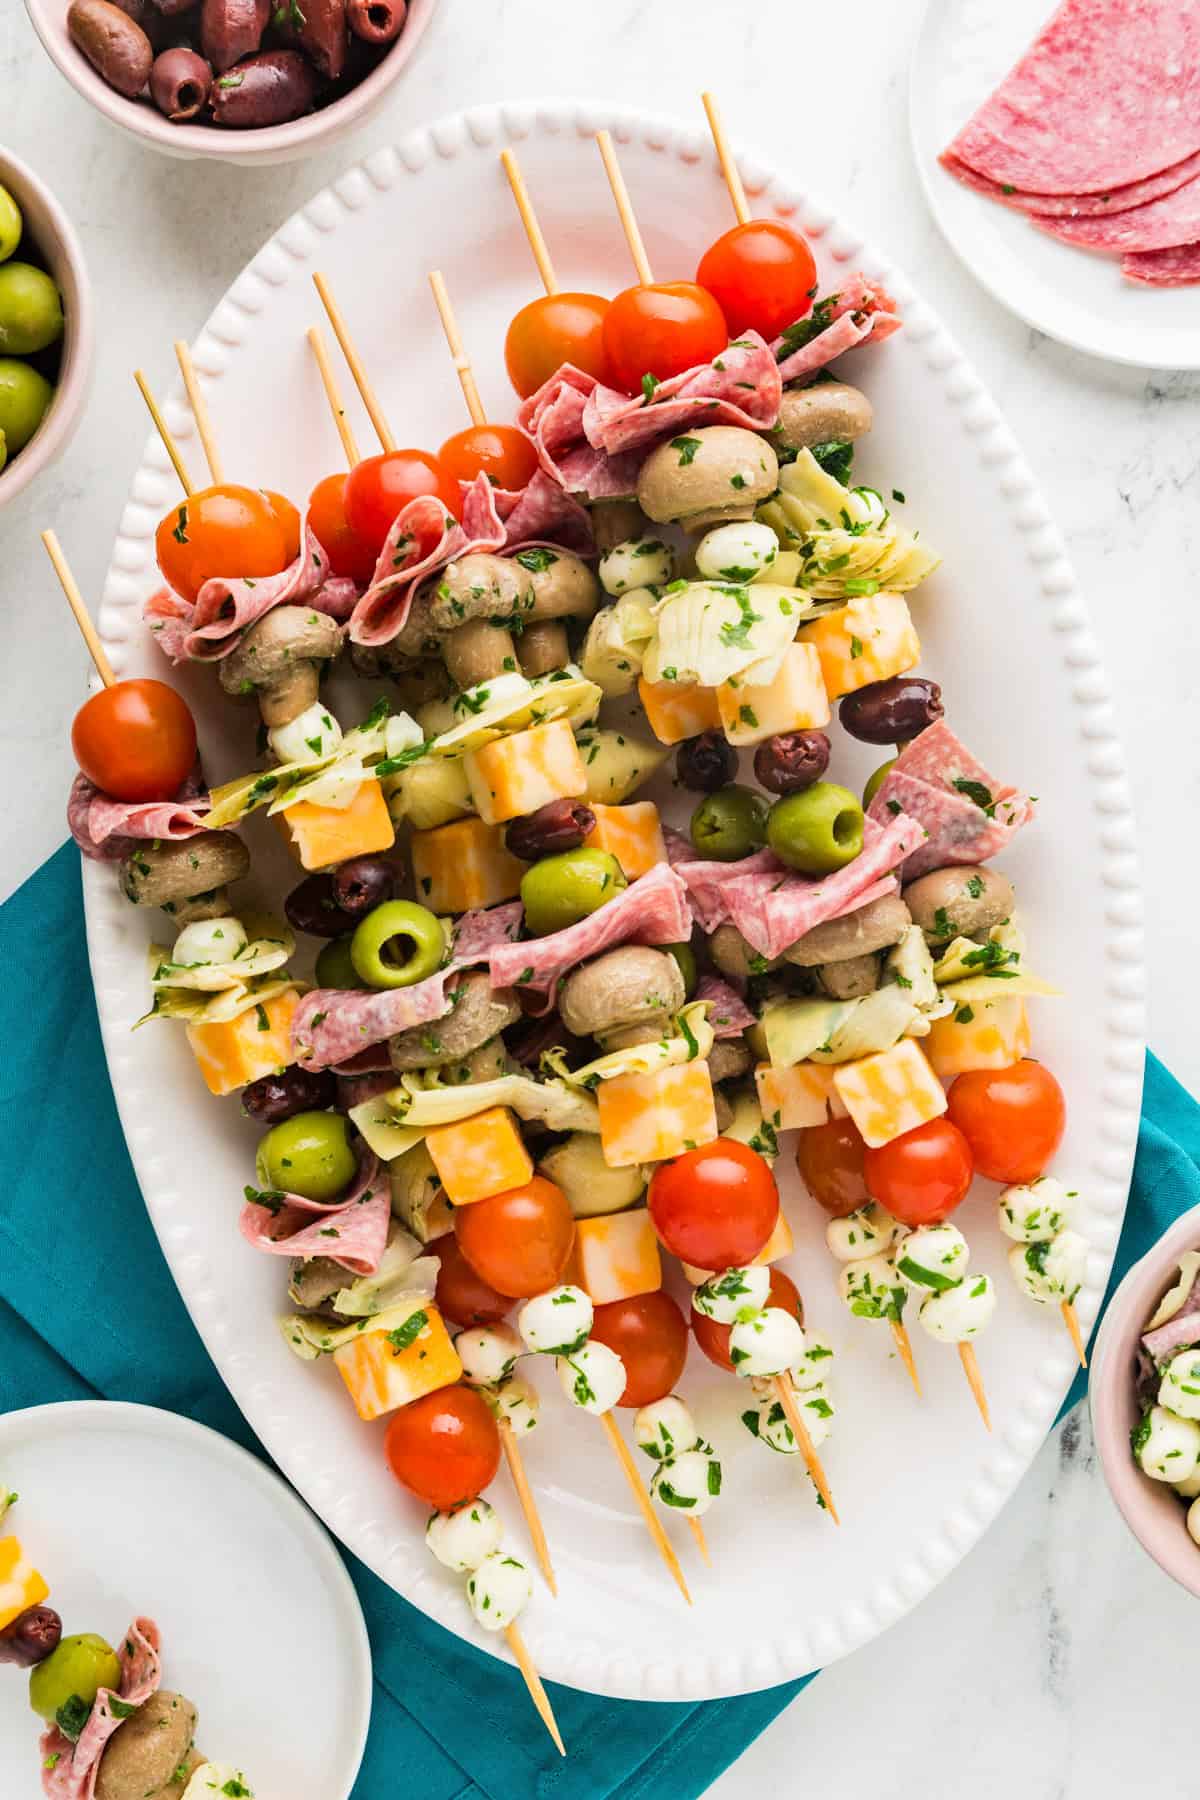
[863,759,896,808]
[0,186,22,264]
[690,784,768,862]
[767,782,864,875]
[29,1634,120,1724]
[256,1110,357,1202]
[0,358,53,455]
[665,941,698,998]
[350,900,445,990]
[315,934,366,990]
[520,848,627,936]
[0,263,64,356]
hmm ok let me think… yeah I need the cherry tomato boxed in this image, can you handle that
[692,1267,802,1373]
[384,1385,500,1511]
[261,489,301,564]
[947,1060,1067,1184]
[796,1116,870,1217]
[648,1139,779,1271]
[588,1292,688,1408]
[307,472,378,585]
[505,292,613,398]
[439,423,539,493]
[342,449,460,556]
[155,483,292,605]
[863,1118,974,1227]
[430,1232,510,1328]
[601,282,728,392]
[454,1174,575,1299]
[696,220,818,342]
[72,679,197,803]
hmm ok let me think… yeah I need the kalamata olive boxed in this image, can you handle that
[0,1607,62,1668]
[67,0,154,98]
[285,873,353,939]
[347,0,405,41]
[753,730,831,795]
[241,1065,336,1124]
[839,676,943,746]
[505,799,596,862]
[505,1011,591,1070]
[210,48,318,127]
[675,731,737,793]
[150,46,213,119]
[331,855,396,917]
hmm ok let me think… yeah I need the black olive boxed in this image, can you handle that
[331,856,397,917]
[839,677,943,746]
[753,730,831,795]
[505,800,596,862]
[241,1067,338,1124]
[675,731,737,793]
[0,1607,62,1668]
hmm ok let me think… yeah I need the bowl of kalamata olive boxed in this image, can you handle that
[24,0,439,165]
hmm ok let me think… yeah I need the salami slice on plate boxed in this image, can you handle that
[1123,240,1200,284]
[939,145,1200,218]
[1034,168,1200,252]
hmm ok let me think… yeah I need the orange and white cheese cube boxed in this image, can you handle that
[717,643,831,747]
[637,677,722,745]
[186,989,300,1098]
[925,996,1031,1080]
[278,778,395,871]
[832,1038,947,1148]
[584,802,666,880]
[597,1061,718,1167]
[333,1305,461,1422]
[410,816,525,914]
[573,1207,662,1304]
[424,1106,533,1206]
[754,1061,841,1131]
[682,1205,795,1286]
[463,719,587,825]
[796,592,920,701]
[0,1537,49,1633]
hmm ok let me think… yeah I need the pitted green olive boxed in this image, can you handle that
[520,848,627,936]
[256,1111,357,1203]
[350,901,445,990]
[767,782,864,875]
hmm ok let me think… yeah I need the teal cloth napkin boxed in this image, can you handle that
[2,845,1197,1800]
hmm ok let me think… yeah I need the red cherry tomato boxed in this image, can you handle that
[692,1267,802,1373]
[307,472,378,585]
[696,221,818,342]
[430,1232,510,1328]
[505,292,613,398]
[648,1139,779,1271]
[261,489,301,564]
[155,483,291,605]
[439,423,539,493]
[384,1385,500,1511]
[946,1060,1067,1184]
[342,449,460,556]
[601,282,728,392]
[72,679,197,803]
[796,1116,870,1218]
[588,1292,689,1408]
[454,1174,575,1299]
[863,1118,974,1227]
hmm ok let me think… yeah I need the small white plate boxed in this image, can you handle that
[911,0,1200,368]
[0,1403,370,1800]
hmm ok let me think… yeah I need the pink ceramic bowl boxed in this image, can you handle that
[1089,1202,1200,1599]
[23,0,439,167]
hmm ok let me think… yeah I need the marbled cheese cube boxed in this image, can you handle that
[598,1061,718,1167]
[463,719,587,825]
[585,802,666,880]
[718,644,831,746]
[637,677,722,745]
[186,989,300,1098]
[925,996,1031,1079]
[755,1061,839,1131]
[832,1038,947,1148]
[425,1106,533,1205]
[574,1208,662,1304]
[0,1538,49,1633]
[410,816,525,915]
[279,778,395,870]
[333,1305,462,1422]
[797,592,920,701]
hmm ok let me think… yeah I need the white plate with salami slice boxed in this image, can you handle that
[82,101,1144,1701]
[911,0,1200,369]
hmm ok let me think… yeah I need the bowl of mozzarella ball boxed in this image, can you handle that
[1090,1204,1200,1597]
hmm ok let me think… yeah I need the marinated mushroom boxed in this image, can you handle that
[439,1036,518,1087]
[708,922,781,981]
[388,972,521,1071]
[771,382,873,454]
[817,953,880,1000]
[590,498,650,552]
[94,1690,198,1800]
[637,427,779,531]
[517,621,569,676]
[713,1089,734,1133]
[559,946,684,1041]
[120,831,250,909]
[523,549,602,623]
[782,893,911,966]
[707,1039,751,1084]
[428,554,534,630]
[217,605,344,727]
[902,865,1016,946]
[442,618,518,688]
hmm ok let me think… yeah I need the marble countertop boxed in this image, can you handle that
[2,0,1198,1791]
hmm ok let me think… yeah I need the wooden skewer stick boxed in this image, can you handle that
[595,130,654,286]
[173,340,224,486]
[306,325,361,469]
[1061,1299,1088,1370]
[599,1412,692,1605]
[890,1318,922,1396]
[499,1419,558,1598]
[701,92,751,226]
[958,1342,992,1430]
[686,1516,711,1566]
[500,148,558,295]
[505,1622,565,1756]
[133,370,195,497]
[312,271,396,453]
[428,270,486,428]
[772,1375,840,1524]
[42,531,116,688]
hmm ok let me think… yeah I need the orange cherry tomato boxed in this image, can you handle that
[648,1139,779,1271]
[342,449,460,556]
[863,1118,974,1227]
[946,1060,1067,1184]
[72,679,197,803]
[504,292,613,398]
[430,1232,510,1328]
[261,489,302,564]
[588,1292,689,1408]
[155,484,292,605]
[439,423,539,493]
[692,1267,802,1373]
[307,472,378,585]
[696,220,818,342]
[601,281,728,392]
[454,1174,575,1299]
[796,1116,870,1217]
[384,1385,500,1511]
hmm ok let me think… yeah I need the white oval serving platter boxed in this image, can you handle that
[83,101,1144,1701]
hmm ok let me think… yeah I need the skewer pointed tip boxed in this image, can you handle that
[686,1515,712,1567]
[773,1376,840,1524]
[890,1318,922,1396]
[1061,1299,1088,1370]
[505,1623,566,1756]
[599,1411,692,1604]
[958,1341,992,1430]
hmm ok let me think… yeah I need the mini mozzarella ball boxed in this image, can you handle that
[844,485,888,529]
[1159,1349,1200,1423]
[634,1395,698,1462]
[825,1204,902,1262]
[729,1305,806,1379]
[268,701,343,766]
[838,1253,904,1322]
[557,1340,626,1414]
[997,1176,1073,1243]
[1134,1405,1200,1483]
[598,536,676,596]
[492,1375,540,1436]
[1007,1230,1089,1305]
[173,915,248,967]
[694,520,779,583]
[425,1498,504,1573]
[455,1323,522,1389]
[517,1284,593,1356]
[789,1332,836,1392]
[743,1391,797,1455]
[650,1447,721,1517]
[466,1549,533,1633]
[895,1223,969,1293]
[918,1274,996,1343]
[691,1264,771,1324]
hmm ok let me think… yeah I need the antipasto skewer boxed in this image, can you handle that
[453,1320,558,1595]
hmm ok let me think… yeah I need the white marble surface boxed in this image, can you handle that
[1,0,1198,1790]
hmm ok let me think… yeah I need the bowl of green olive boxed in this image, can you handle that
[0,146,92,510]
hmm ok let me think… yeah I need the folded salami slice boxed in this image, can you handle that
[1034,168,1200,251]
[1123,240,1200,285]
[940,146,1200,218]
[68,772,210,862]
[349,474,506,647]
[41,1617,161,1800]
[675,848,778,934]
[867,720,1034,881]
[239,1149,388,1275]
[145,526,348,664]
[582,333,782,455]
[721,813,924,960]
[773,277,901,386]
[494,468,595,554]
[695,973,756,1039]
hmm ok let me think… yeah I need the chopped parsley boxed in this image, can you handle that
[386,1311,428,1355]
[671,435,702,467]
